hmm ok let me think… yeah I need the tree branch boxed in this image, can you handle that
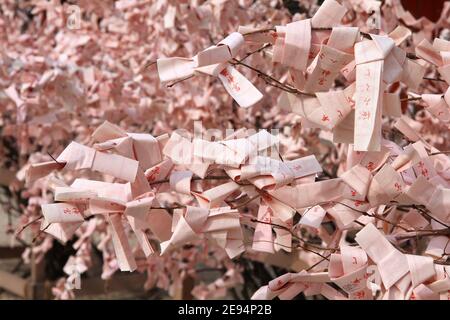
[15,214,43,236]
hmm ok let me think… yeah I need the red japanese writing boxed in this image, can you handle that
[220,68,241,92]
[63,207,80,215]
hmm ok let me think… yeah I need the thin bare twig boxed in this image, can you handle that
[249,218,337,252]
[400,97,422,102]
[423,76,446,82]
[230,58,315,97]
[242,27,372,40]
[149,175,230,185]
[167,74,195,87]
[47,152,63,165]
[429,151,450,156]
[151,205,186,210]
[15,214,43,236]
[32,223,51,243]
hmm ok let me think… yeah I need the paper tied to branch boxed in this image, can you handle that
[41,203,85,224]
[353,31,408,151]
[162,131,210,178]
[340,164,372,199]
[124,197,156,257]
[157,32,263,108]
[415,38,450,84]
[353,40,384,152]
[299,205,327,229]
[329,246,373,300]
[107,213,137,272]
[271,0,346,74]
[25,160,66,185]
[281,19,312,72]
[163,129,281,177]
[421,87,450,123]
[217,64,263,108]
[243,155,322,190]
[251,196,295,254]
[169,170,193,195]
[92,121,163,170]
[251,271,334,300]
[57,141,139,182]
[355,223,409,290]
[304,27,358,93]
[269,178,346,210]
[282,84,355,135]
[391,141,432,173]
[327,199,370,229]
[252,201,275,254]
[406,176,450,223]
[192,181,241,209]
[366,163,405,207]
[160,206,244,259]
[40,172,165,272]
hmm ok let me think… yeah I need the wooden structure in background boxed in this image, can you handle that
[0,245,150,299]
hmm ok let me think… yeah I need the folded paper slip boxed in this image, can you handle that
[157,33,263,108]
[71,178,132,203]
[160,206,243,259]
[281,19,311,71]
[251,271,331,300]
[353,33,407,151]
[25,161,65,185]
[244,155,322,190]
[303,27,358,93]
[107,213,137,272]
[340,164,372,198]
[192,181,241,208]
[406,176,450,223]
[421,88,450,123]
[124,197,156,257]
[328,246,373,299]
[252,201,275,254]
[355,223,409,289]
[299,205,327,228]
[191,129,279,168]
[41,203,85,223]
[274,0,347,71]
[162,132,210,178]
[269,178,346,209]
[56,141,139,182]
[391,141,430,172]
[415,38,450,84]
